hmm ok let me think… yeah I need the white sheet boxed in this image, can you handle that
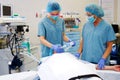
[0,71,37,80]
[38,53,101,80]
[97,70,120,80]
[39,53,120,80]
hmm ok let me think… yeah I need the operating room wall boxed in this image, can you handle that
[1,0,120,46]
[117,0,120,31]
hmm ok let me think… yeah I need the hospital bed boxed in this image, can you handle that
[0,53,120,80]
[0,71,37,80]
[0,70,120,80]
[97,70,120,80]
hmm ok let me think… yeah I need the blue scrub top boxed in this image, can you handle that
[38,17,65,57]
[81,20,116,64]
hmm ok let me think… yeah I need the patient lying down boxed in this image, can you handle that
[37,53,120,80]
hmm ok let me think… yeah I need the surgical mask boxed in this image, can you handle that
[87,16,96,23]
[51,16,59,20]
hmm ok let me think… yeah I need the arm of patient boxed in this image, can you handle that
[96,65,120,72]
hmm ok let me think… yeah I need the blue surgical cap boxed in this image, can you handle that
[85,4,104,17]
[46,1,61,13]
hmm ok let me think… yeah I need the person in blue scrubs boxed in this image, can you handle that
[75,4,116,69]
[38,1,75,57]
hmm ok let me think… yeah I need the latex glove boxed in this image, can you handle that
[68,40,76,47]
[74,53,80,59]
[51,45,64,53]
[97,58,106,70]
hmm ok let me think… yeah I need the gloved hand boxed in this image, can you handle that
[68,40,76,47]
[51,45,64,53]
[97,58,106,70]
[74,53,80,59]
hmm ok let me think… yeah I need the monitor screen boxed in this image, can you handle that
[64,18,79,28]
[0,4,1,17]
[2,5,11,16]
[112,24,119,33]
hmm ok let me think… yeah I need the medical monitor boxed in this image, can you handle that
[112,24,119,33]
[0,3,12,17]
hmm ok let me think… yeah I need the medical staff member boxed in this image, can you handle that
[75,4,116,69]
[38,1,75,57]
